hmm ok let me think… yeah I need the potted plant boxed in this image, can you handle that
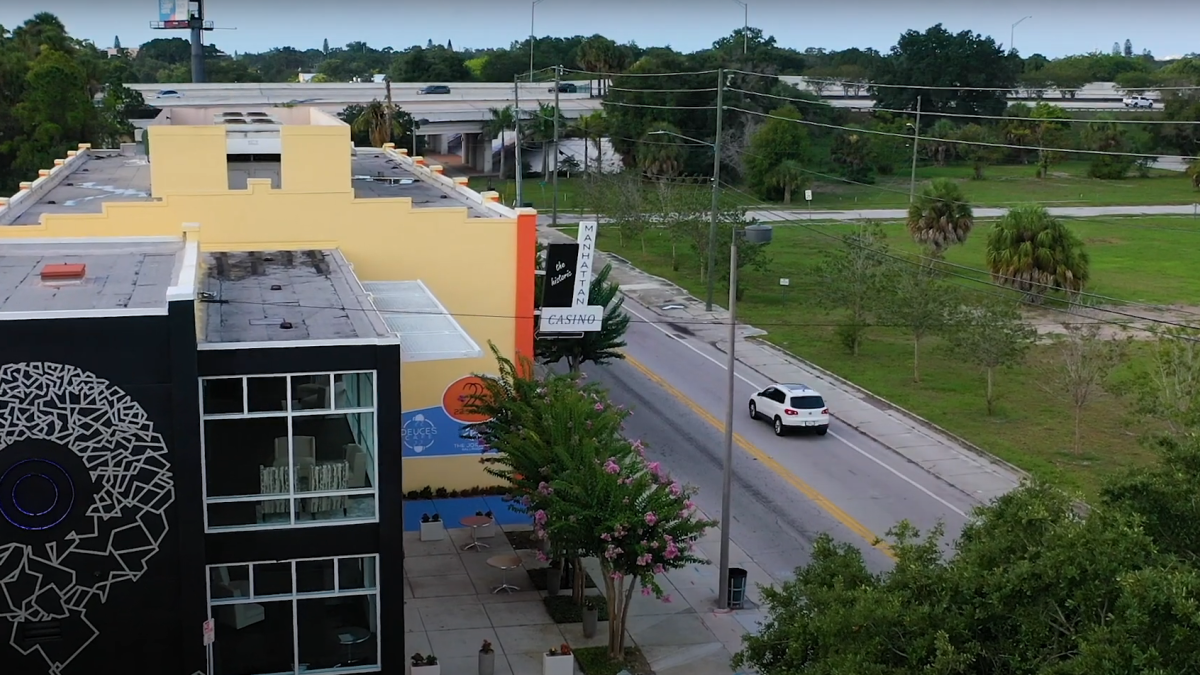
[478,640,495,675]
[581,597,599,638]
[411,653,440,675]
[419,513,444,542]
[542,643,573,675]
[545,559,563,596]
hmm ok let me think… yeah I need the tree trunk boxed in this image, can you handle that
[912,335,920,383]
[583,141,590,177]
[567,355,581,374]
[974,162,983,180]
[498,130,506,182]
[1073,405,1083,455]
[783,184,792,204]
[985,367,995,415]
[572,556,586,604]
[670,242,678,270]
[542,142,550,177]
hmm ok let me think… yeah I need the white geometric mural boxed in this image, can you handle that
[0,362,175,674]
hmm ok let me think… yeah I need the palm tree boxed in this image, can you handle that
[486,105,515,179]
[352,99,406,148]
[573,111,607,174]
[637,122,685,180]
[768,160,808,204]
[907,178,974,258]
[535,262,629,373]
[985,203,1090,303]
[528,102,563,177]
[925,119,958,166]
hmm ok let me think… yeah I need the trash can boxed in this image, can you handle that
[727,568,749,609]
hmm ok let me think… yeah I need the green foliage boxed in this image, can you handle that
[1038,324,1126,454]
[906,178,974,256]
[945,298,1035,414]
[952,124,1004,179]
[734,482,1200,675]
[744,106,811,201]
[878,263,957,382]
[535,263,630,373]
[636,122,685,179]
[829,128,875,184]
[985,204,1090,302]
[813,224,893,355]
[348,99,414,148]
[870,24,1019,117]
[1101,434,1200,562]
[1124,327,1200,435]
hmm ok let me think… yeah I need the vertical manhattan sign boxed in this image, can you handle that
[539,221,605,332]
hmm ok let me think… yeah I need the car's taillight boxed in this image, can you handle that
[821,408,829,414]
[784,409,798,416]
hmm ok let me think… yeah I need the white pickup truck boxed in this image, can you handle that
[1122,95,1154,108]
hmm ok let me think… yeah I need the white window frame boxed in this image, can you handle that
[200,371,380,533]
[205,554,382,675]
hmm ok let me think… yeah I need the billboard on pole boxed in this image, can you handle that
[159,0,188,23]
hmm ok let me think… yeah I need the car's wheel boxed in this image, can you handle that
[773,417,785,436]
[748,401,758,419]
[815,425,829,436]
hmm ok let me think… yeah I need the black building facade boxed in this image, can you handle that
[1,257,404,675]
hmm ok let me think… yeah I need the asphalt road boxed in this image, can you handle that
[572,296,977,578]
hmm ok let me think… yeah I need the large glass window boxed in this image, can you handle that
[208,556,380,675]
[201,372,378,532]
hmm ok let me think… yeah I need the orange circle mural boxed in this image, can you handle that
[442,376,493,423]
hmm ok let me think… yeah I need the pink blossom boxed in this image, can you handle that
[661,594,673,604]
[641,586,653,596]
[604,545,623,560]
[644,512,658,526]
[604,459,620,474]
[600,533,611,541]
[537,481,553,496]
[647,461,661,475]
[653,564,665,574]
[631,439,646,457]
[610,572,624,581]
[679,509,689,519]
[636,553,653,566]
[684,500,695,510]
[594,402,605,411]
[536,550,549,563]
[664,542,680,560]
[669,482,682,497]
[534,510,547,525]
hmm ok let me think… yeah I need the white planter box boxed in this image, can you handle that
[412,664,440,675]
[419,521,445,541]
[542,654,574,675]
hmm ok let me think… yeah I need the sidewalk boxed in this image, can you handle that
[540,202,1200,225]
[539,225,1023,506]
[404,513,763,675]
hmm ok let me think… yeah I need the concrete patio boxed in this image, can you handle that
[403,512,773,675]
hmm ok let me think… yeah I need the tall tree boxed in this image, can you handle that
[870,23,1020,117]
[906,178,974,258]
[1126,327,1200,435]
[814,224,893,355]
[953,123,1004,179]
[486,105,515,180]
[946,298,1034,415]
[113,35,121,50]
[637,121,686,180]
[1124,38,1134,57]
[744,105,810,200]
[879,263,956,383]
[12,46,96,181]
[350,99,410,147]
[1039,323,1125,454]
[985,203,1090,303]
[322,38,329,55]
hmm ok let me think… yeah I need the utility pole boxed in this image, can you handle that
[716,233,739,611]
[189,0,206,82]
[515,75,524,208]
[706,68,725,312]
[909,95,922,205]
[384,76,394,144]
[552,65,562,227]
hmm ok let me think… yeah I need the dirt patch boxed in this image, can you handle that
[1025,304,1200,341]
[1084,237,1124,245]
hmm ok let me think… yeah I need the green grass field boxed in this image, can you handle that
[599,216,1200,497]
[473,161,1200,212]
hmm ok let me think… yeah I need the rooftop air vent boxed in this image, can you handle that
[250,119,276,124]
[221,112,243,117]
[224,118,248,124]
[40,263,86,281]
[246,112,269,117]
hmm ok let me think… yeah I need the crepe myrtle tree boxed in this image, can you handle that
[542,448,714,659]
[460,343,633,603]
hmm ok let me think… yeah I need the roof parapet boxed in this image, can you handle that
[380,144,519,219]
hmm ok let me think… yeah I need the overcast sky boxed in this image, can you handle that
[3,0,1197,59]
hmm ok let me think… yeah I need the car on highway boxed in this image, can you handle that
[749,383,830,436]
[417,85,451,95]
[155,89,183,99]
[1122,94,1154,108]
[548,83,578,93]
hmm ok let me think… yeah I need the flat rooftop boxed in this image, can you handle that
[199,249,391,344]
[0,239,184,314]
[10,153,153,225]
[351,150,491,216]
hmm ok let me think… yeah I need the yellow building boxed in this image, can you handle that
[0,106,537,494]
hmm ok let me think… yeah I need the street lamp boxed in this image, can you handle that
[530,0,549,81]
[647,129,772,612]
[1010,15,1032,53]
[730,0,749,55]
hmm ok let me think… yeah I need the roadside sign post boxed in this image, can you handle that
[203,618,215,675]
[805,189,813,220]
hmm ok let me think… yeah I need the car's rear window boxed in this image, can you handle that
[790,396,825,409]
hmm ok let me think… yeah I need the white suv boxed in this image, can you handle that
[1122,95,1154,108]
[749,383,830,436]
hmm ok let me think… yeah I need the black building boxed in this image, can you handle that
[0,240,403,675]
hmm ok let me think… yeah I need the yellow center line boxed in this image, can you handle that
[623,353,896,559]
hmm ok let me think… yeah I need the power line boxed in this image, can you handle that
[730,86,1200,126]
[563,66,720,79]
[725,68,1200,93]
[727,106,1200,161]
[608,85,720,94]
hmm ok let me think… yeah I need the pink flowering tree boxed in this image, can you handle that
[462,344,633,603]
[544,447,715,659]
